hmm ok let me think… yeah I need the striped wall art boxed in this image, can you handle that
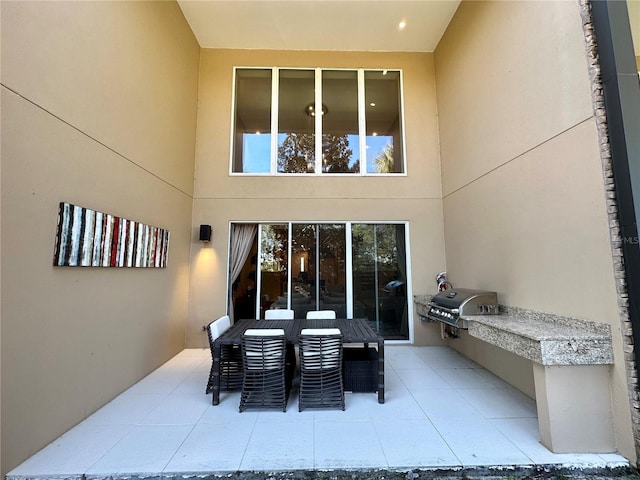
[53,202,170,268]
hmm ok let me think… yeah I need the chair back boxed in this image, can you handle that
[240,328,290,412]
[211,315,231,338]
[305,310,336,319]
[206,320,216,345]
[299,328,343,369]
[242,328,286,370]
[206,314,244,394]
[265,309,295,319]
[298,327,345,411]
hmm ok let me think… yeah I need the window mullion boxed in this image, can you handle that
[358,69,367,176]
[399,69,408,175]
[315,68,322,175]
[271,68,279,174]
[345,222,353,318]
[287,222,293,308]
[255,225,264,318]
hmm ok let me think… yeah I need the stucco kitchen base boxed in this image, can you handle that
[466,308,615,453]
[535,363,614,453]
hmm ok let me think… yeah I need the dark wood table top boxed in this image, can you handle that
[215,318,383,345]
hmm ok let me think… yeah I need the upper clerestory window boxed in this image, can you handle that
[231,67,406,175]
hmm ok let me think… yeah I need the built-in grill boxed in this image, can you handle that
[426,288,498,329]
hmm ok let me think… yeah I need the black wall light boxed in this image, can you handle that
[199,224,212,242]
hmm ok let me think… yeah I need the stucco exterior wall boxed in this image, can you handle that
[434,0,634,461]
[188,49,448,348]
[1,1,199,473]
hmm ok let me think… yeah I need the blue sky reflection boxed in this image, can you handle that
[242,132,394,173]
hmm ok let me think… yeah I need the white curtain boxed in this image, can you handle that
[228,224,257,321]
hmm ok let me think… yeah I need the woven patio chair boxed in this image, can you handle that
[239,328,290,412]
[305,310,336,319]
[206,315,243,394]
[265,309,295,319]
[298,328,345,411]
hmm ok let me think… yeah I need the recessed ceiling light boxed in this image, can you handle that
[398,20,407,30]
[370,102,376,107]
[372,132,378,136]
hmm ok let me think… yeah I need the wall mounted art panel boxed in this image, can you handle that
[53,202,170,267]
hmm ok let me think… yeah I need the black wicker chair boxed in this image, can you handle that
[298,328,345,411]
[206,315,243,395]
[239,328,290,412]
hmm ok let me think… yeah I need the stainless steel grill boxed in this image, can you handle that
[426,288,498,329]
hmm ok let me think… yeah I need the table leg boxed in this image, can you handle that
[212,342,222,405]
[377,339,385,404]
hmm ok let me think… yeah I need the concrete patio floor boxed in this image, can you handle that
[6,346,635,479]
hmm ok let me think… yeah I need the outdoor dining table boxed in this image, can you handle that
[210,317,385,405]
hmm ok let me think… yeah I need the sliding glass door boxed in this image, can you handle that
[351,224,408,338]
[232,222,409,339]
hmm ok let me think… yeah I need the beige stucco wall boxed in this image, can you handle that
[435,0,634,461]
[188,49,447,348]
[1,1,199,473]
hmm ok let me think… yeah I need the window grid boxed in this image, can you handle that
[230,66,405,176]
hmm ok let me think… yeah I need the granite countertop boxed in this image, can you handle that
[462,312,611,342]
[463,308,613,366]
[413,296,613,366]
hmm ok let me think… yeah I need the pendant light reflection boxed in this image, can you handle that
[304,102,328,117]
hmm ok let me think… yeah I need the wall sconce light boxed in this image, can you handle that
[199,224,212,242]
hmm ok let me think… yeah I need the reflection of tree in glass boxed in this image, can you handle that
[352,224,397,268]
[322,134,354,173]
[261,225,288,272]
[319,225,346,285]
[278,133,354,173]
[278,133,315,173]
[373,143,394,173]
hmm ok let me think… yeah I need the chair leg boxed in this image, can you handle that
[239,369,288,412]
[206,362,215,394]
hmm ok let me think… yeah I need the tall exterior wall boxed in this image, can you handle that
[188,49,447,348]
[1,1,199,473]
[435,0,635,462]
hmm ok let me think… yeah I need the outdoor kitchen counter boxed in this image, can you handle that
[462,306,614,366]
[414,296,616,452]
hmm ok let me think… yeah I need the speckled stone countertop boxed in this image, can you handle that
[413,296,613,366]
[414,294,434,318]
[464,306,613,366]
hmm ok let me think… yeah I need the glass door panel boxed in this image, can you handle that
[318,224,347,317]
[291,223,347,318]
[259,224,289,317]
[351,224,408,339]
[291,223,316,318]
[351,224,377,325]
